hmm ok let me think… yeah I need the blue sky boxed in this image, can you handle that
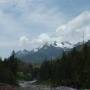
[0,0,90,58]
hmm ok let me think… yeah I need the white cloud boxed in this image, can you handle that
[26,7,64,28]
[20,36,30,47]
[0,0,89,57]
[0,0,65,35]
[20,33,51,50]
[19,10,90,50]
[0,0,65,51]
[39,33,50,43]
[56,11,90,44]
[0,0,12,3]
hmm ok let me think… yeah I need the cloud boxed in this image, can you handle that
[19,10,90,50]
[0,0,64,28]
[0,0,89,57]
[0,0,65,35]
[20,33,51,50]
[20,36,30,48]
[0,0,12,3]
[56,11,90,32]
[56,11,90,44]
[0,0,64,48]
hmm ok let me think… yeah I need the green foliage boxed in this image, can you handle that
[17,59,40,81]
[39,43,90,89]
[39,59,54,81]
[0,51,18,85]
[0,50,36,85]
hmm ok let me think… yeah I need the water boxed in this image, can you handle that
[19,80,77,90]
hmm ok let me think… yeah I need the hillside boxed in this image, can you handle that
[16,42,71,63]
[39,40,90,89]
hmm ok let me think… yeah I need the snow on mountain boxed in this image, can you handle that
[16,41,74,63]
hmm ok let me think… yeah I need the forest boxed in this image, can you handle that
[0,41,90,89]
[39,43,90,89]
[0,50,39,86]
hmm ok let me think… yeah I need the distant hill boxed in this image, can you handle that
[16,41,72,63]
[38,40,90,89]
[16,40,90,64]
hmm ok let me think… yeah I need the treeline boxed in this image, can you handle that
[17,60,39,81]
[0,51,18,85]
[39,43,90,89]
[0,51,39,86]
[0,50,40,86]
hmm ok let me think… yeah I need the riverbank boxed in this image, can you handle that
[18,86,77,90]
[17,80,85,90]
[0,81,89,90]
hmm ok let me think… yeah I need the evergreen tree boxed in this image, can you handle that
[39,43,90,89]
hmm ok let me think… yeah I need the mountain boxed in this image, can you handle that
[73,40,90,51]
[16,41,72,64]
[16,40,90,64]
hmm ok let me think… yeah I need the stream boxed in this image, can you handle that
[18,80,78,90]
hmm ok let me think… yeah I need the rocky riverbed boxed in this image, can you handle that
[18,81,77,90]
[16,86,77,90]
[0,81,89,90]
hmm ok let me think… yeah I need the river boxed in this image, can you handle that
[18,80,77,90]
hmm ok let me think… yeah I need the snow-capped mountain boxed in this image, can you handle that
[17,39,90,64]
[16,41,73,63]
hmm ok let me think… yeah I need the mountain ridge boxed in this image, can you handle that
[16,40,89,64]
[16,41,72,63]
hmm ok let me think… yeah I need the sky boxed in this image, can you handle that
[0,0,90,58]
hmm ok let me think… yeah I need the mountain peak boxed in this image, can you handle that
[16,40,79,63]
